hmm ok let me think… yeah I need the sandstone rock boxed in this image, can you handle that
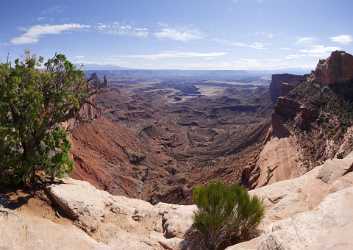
[158,237,185,250]
[48,178,165,249]
[255,135,302,187]
[227,153,353,250]
[256,99,317,187]
[316,156,353,184]
[228,187,353,250]
[47,152,353,250]
[155,203,196,238]
[314,50,353,85]
[251,153,353,226]
[1,148,351,250]
[0,207,108,250]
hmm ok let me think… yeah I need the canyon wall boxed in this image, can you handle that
[251,51,353,188]
[269,74,306,103]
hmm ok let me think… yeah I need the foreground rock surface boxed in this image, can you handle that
[2,152,353,250]
[0,207,108,250]
[227,187,353,250]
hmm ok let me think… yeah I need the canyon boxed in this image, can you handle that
[70,51,353,205]
[71,76,273,204]
[1,51,353,249]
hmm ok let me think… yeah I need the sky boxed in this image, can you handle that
[1,0,353,70]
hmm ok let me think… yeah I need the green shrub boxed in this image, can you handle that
[0,51,90,186]
[192,182,264,250]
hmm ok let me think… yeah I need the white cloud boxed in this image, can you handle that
[213,38,266,49]
[330,34,352,45]
[300,45,340,57]
[296,37,316,45]
[154,28,203,42]
[11,23,89,45]
[285,45,340,61]
[115,51,226,60]
[95,23,149,38]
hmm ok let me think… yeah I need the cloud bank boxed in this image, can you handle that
[11,23,89,45]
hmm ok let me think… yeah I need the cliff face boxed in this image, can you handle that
[251,51,353,187]
[69,117,179,202]
[269,74,306,103]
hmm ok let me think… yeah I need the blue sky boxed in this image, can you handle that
[1,0,353,70]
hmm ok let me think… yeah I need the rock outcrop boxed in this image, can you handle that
[45,177,198,249]
[228,152,353,249]
[88,73,109,89]
[269,74,306,103]
[251,51,353,187]
[314,50,353,85]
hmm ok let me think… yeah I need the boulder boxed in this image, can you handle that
[314,51,353,85]
[48,178,165,249]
